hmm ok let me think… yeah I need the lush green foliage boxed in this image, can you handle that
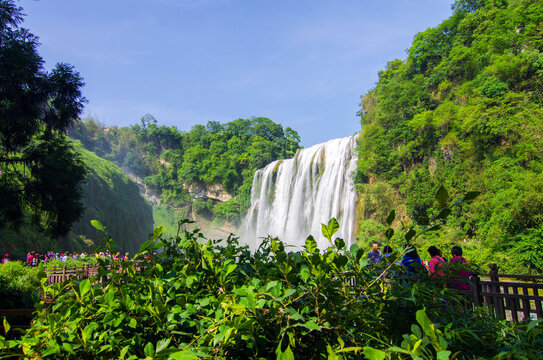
[356,0,543,273]
[69,115,301,224]
[1,217,541,359]
[0,0,87,237]
[0,261,39,309]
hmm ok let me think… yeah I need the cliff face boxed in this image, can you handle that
[184,182,233,203]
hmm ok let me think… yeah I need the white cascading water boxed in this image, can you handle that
[241,136,358,251]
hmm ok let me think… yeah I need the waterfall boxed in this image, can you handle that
[241,135,358,251]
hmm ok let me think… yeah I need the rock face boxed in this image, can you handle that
[121,167,161,206]
[184,183,233,203]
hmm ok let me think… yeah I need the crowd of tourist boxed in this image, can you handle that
[367,242,471,290]
[0,250,131,266]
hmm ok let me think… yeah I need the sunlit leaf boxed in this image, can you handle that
[153,225,165,239]
[305,235,318,254]
[90,219,104,231]
[362,347,386,360]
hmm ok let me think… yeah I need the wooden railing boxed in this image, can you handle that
[44,264,100,284]
[470,263,543,322]
[4,262,542,328]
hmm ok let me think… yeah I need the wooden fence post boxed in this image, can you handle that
[489,263,505,320]
[471,272,481,307]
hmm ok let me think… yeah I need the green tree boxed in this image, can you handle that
[0,0,87,236]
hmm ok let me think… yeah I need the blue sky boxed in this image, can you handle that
[21,0,452,147]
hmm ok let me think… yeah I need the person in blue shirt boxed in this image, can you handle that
[367,243,383,263]
[401,244,425,277]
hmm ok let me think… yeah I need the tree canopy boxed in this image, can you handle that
[69,115,301,224]
[0,0,87,236]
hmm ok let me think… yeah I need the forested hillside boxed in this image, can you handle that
[69,116,301,230]
[70,141,154,254]
[356,0,543,272]
[0,141,154,256]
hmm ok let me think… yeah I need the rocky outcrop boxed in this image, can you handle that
[184,183,233,203]
[121,167,161,206]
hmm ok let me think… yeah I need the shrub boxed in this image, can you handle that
[0,261,39,309]
[1,219,539,359]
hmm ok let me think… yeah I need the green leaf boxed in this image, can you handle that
[169,350,199,360]
[362,347,386,360]
[225,264,237,277]
[62,342,76,355]
[437,350,452,360]
[305,235,318,254]
[300,321,321,331]
[138,239,154,254]
[276,342,295,360]
[464,191,480,201]
[90,219,105,231]
[436,186,449,207]
[153,225,166,239]
[144,342,155,357]
[335,346,364,353]
[79,279,91,298]
[300,266,311,283]
[385,228,394,240]
[416,309,437,342]
[120,345,130,359]
[286,308,304,321]
[405,228,416,242]
[436,208,451,220]
[186,276,197,288]
[386,210,396,226]
[128,318,137,328]
[334,237,345,250]
[3,318,10,335]
[412,338,423,354]
[322,218,339,241]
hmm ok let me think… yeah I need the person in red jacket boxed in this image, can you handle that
[449,246,470,290]
[26,251,34,266]
[427,246,446,277]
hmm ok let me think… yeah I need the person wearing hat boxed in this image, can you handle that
[1,254,10,264]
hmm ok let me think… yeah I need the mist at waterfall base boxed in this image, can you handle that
[241,136,358,251]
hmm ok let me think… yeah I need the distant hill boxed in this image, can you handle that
[355,0,543,273]
[68,116,301,233]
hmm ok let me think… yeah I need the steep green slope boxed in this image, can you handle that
[0,140,153,257]
[70,141,154,254]
[356,0,543,272]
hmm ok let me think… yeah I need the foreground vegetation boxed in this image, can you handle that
[356,0,543,274]
[1,215,541,359]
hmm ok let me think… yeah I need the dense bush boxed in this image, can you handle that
[0,261,39,309]
[1,217,541,359]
